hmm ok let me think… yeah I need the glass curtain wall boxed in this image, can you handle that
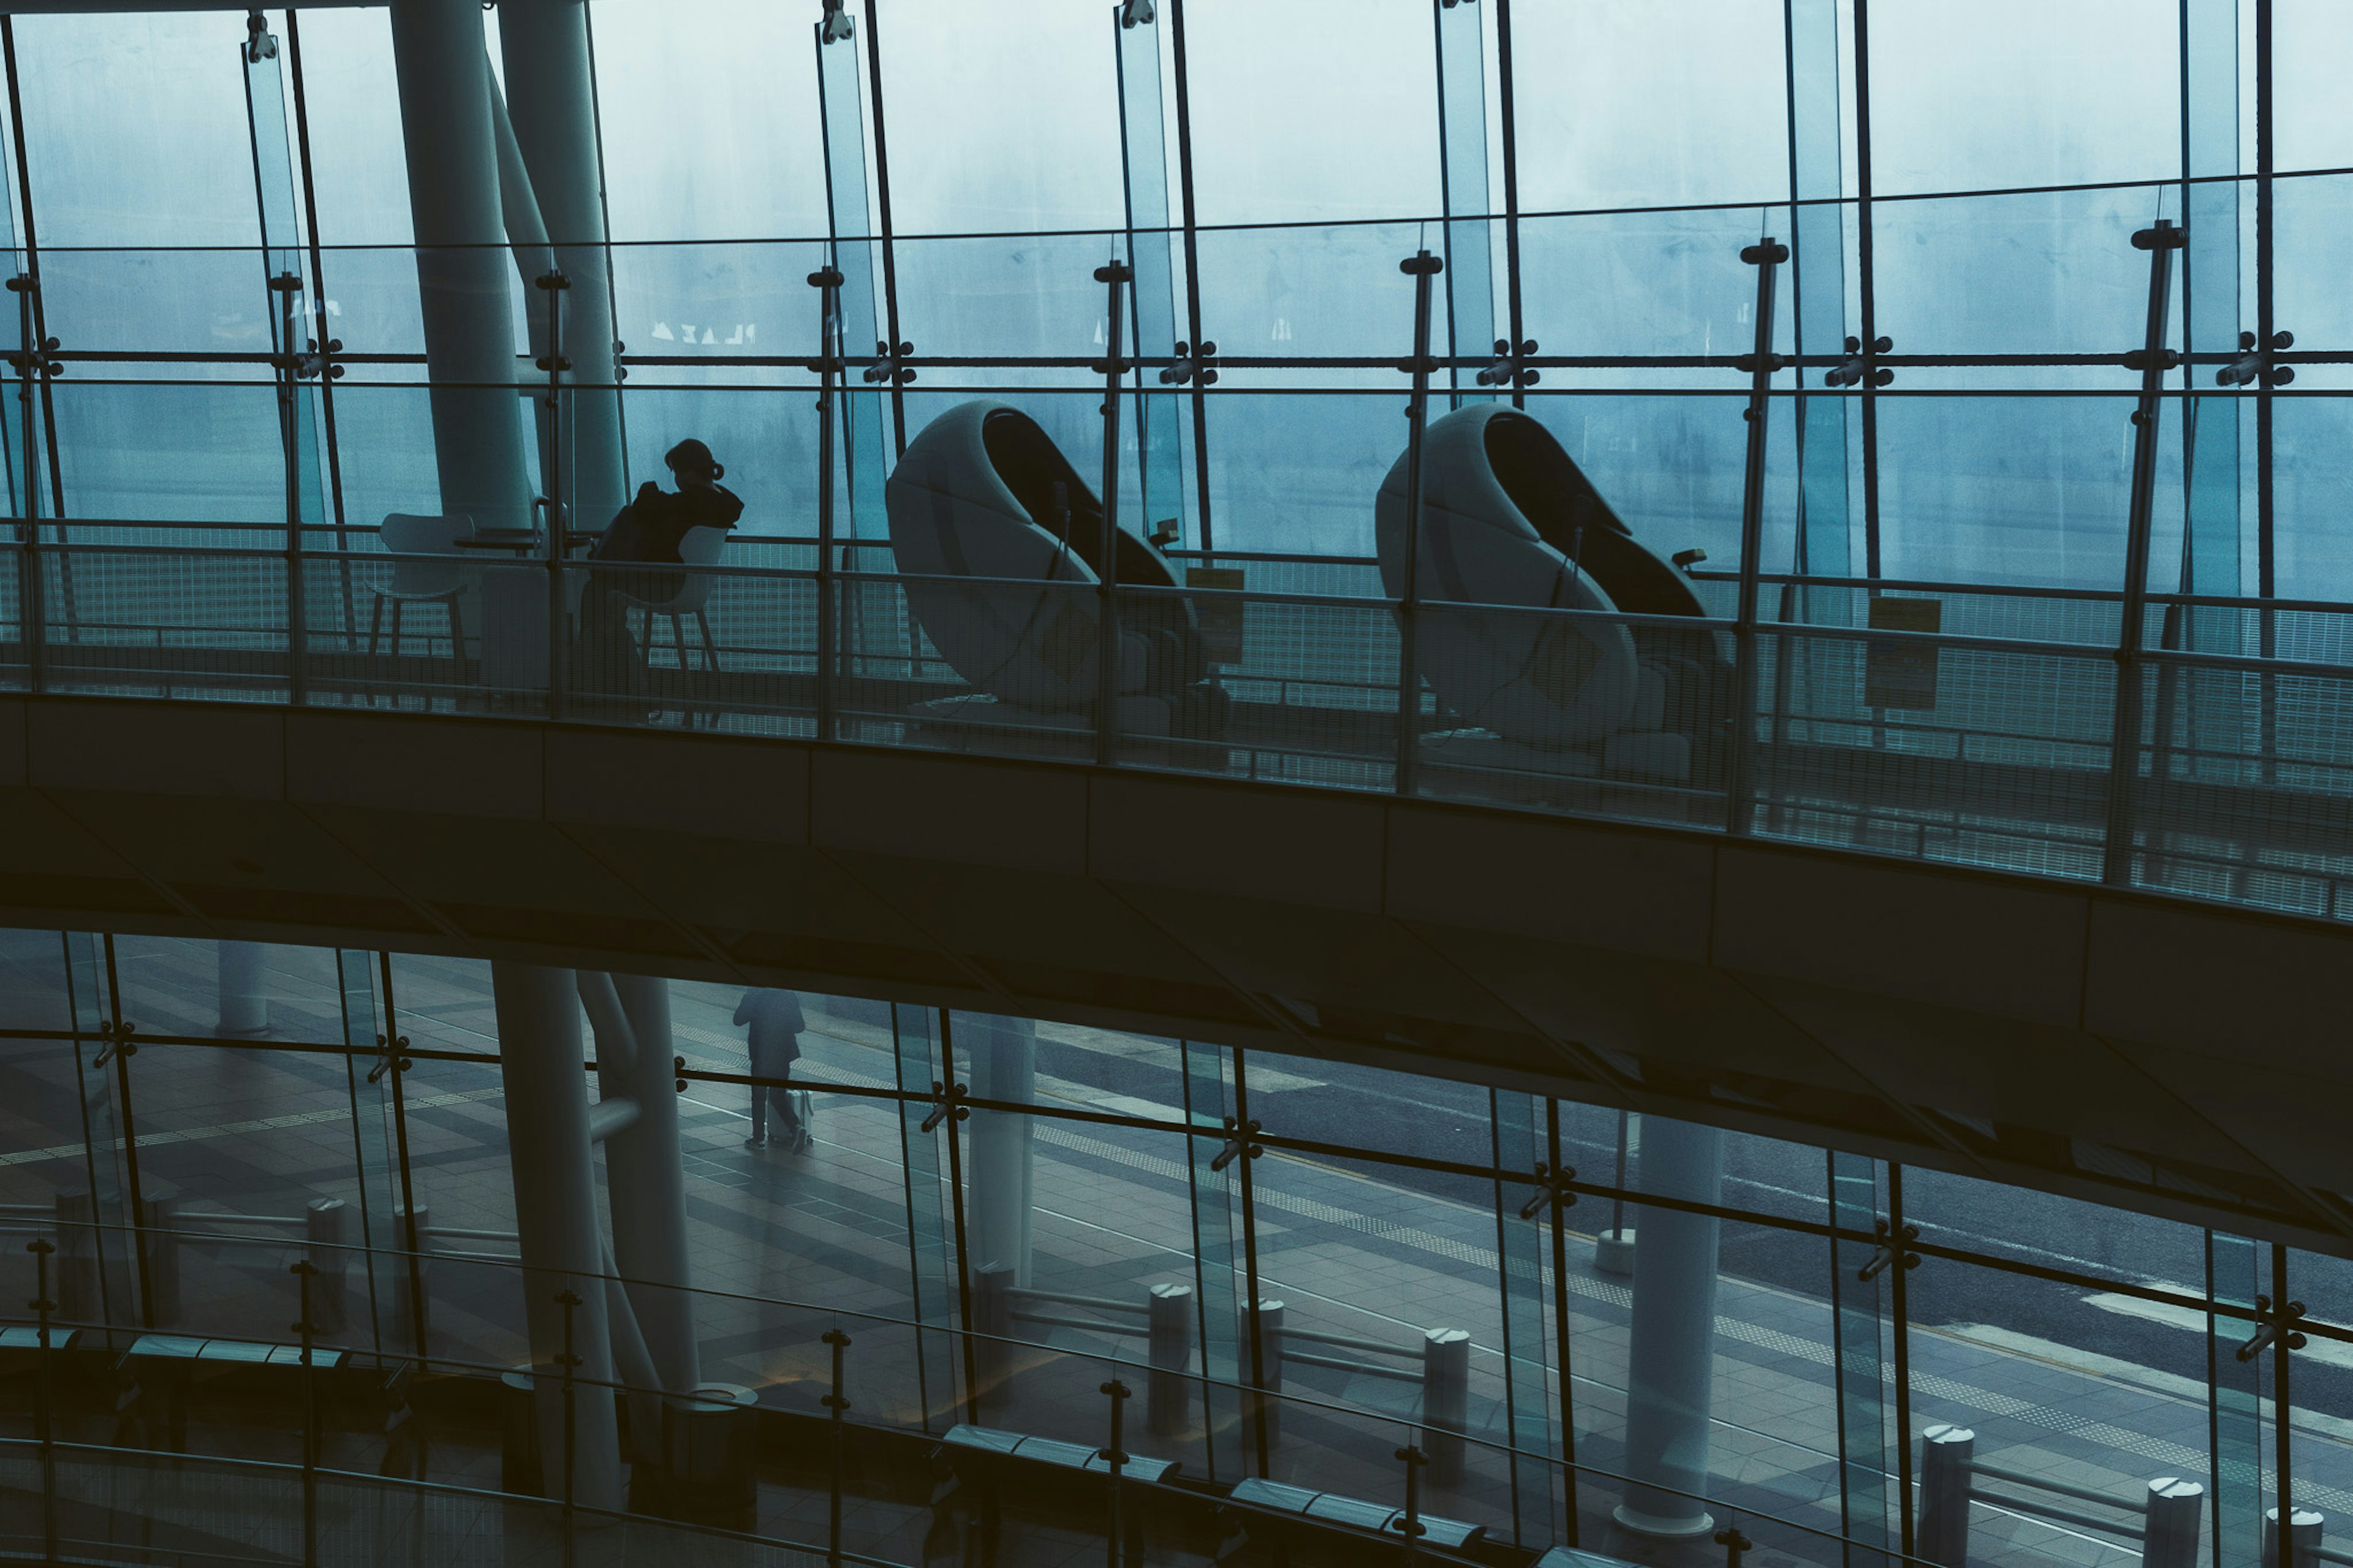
[0,4,2351,1556]
[2,928,2351,1568]
[0,0,2344,922]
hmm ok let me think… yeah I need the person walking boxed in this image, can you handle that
[735,987,809,1151]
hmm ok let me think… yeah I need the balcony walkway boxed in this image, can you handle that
[3,529,2353,1241]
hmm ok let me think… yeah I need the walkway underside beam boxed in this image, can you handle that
[7,694,2352,1257]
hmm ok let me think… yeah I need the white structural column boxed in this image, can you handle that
[605,973,700,1392]
[1614,1115,1726,1538]
[497,0,626,529]
[964,1013,1036,1286]
[215,941,267,1037]
[388,0,534,530]
[490,961,621,1509]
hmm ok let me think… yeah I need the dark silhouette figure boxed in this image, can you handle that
[735,987,807,1151]
[578,438,745,695]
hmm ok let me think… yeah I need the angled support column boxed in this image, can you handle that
[387,0,533,531]
[604,973,700,1393]
[498,0,625,529]
[490,961,621,1510]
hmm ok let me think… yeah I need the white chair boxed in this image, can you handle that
[884,398,1225,738]
[621,524,726,673]
[369,512,473,668]
[1375,405,1729,781]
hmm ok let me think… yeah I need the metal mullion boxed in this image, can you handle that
[858,0,907,458]
[1545,1098,1577,1543]
[2270,1241,2293,1568]
[2254,0,2278,784]
[1166,0,1215,556]
[1228,1048,1272,1478]
[936,1009,980,1425]
[97,934,156,1330]
[2254,0,2274,610]
[284,13,356,657]
[1495,0,1525,415]
[0,20,63,541]
[58,934,122,1338]
[1890,1162,1915,1562]
[1853,0,1881,581]
[886,1004,933,1433]
[376,953,430,1376]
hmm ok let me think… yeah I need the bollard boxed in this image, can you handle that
[2264,1507,2325,1568]
[1255,1299,1285,1450]
[972,1262,1016,1411]
[305,1199,348,1337]
[1147,1282,1193,1439]
[1594,1228,1637,1277]
[662,1382,760,1529]
[1420,1328,1471,1487]
[1917,1425,1976,1568]
[140,1187,181,1327]
[2143,1478,2204,1568]
[54,1192,99,1325]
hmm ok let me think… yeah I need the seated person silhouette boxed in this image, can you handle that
[578,438,744,695]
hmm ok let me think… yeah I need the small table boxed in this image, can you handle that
[457,532,591,690]
[453,529,598,557]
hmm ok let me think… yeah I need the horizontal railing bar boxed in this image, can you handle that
[1969,1460,2149,1512]
[1007,1287,1146,1315]
[1276,1325,1423,1357]
[1007,1309,1144,1338]
[1699,567,2131,605]
[1281,1349,1424,1382]
[169,1210,308,1229]
[1968,1487,2146,1537]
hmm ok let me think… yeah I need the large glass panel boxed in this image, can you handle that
[1863,2,2180,197]
[2275,1,2353,173]
[2272,396,2353,603]
[589,0,830,245]
[1178,0,1441,225]
[282,8,413,246]
[1872,187,2181,372]
[1873,395,2178,592]
[11,14,262,249]
[1903,1244,2232,1568]
[108,945,384,1374]
[871,0,1124,235]
[1509,0,1791,213]
[2287,1248,2353,1568]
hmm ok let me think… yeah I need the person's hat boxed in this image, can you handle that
[664,438,722,479]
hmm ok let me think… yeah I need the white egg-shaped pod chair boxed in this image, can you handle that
[1377,405,1643,748]
[887,400,1221,733]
